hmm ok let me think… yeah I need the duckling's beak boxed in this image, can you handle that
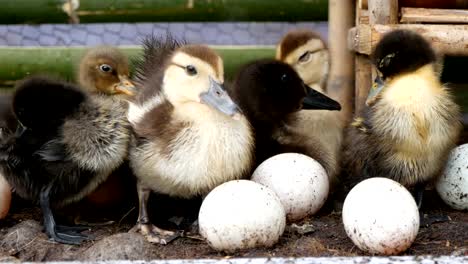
[302,85,341,111]
[365,75,385,106]
[114,75,135,96]
[200,77,240,117]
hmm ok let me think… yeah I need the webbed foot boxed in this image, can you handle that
[132,223,182,244]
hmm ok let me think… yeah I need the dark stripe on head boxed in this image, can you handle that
[278,29,326,61]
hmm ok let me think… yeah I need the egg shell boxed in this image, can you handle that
[436,144,468,210]
[342,178,419,255]
[251,153,329,222]
[198,180,286,252]
[0,173,12,219]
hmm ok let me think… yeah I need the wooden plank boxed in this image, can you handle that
[354,55,372,114]
[368,0,399,24]
[401,7,468,24]
[399,0,468,9]
[348,24,468,56]
[0,46,275,86]
[0,0,328,24]
[328,0,355,120]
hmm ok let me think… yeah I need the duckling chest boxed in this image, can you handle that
[133,115,253,197]
[371,78,459,158]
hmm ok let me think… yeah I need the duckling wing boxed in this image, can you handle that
[36,139,66,162]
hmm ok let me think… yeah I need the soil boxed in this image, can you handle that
[0,188,466,262]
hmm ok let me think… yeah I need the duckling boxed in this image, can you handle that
[128,36,254,244]
[78,46,135,96]
[276,29,329,93]
[342,30,461,208]
[275,29,344,185]
[76,46,136,211]
[0,76,132,244]
[229,59,341,169]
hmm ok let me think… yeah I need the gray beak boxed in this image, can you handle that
[366,75,385,106]
[200,77,240,117]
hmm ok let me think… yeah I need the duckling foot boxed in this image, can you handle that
[133,223,182,244]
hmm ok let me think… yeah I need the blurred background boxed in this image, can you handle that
[0,0,467,112]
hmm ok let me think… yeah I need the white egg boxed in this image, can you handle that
[436,144,468,210]
[198,180,286,252]
[342,178,419,255]
[0,173,11,219]
[251,153,329,222]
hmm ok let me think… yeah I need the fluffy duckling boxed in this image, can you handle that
[276,29,344,185]
[229,59,341,168]
[78,46,135,96]
[276,29,329,92]
[342,30,461,207]
[76,46,136,210]
[0,76,131,244]
[128,37,254,244]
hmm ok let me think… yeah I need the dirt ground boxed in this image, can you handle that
[0,187,466,262]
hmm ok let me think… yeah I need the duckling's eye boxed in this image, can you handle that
[185,65,197,76]
[99,64,113,73]
[281,74,288,83]
[298,51,311,63]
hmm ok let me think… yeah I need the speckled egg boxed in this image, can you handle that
[0,173,11,219]
[436,144,468,210]
[251,153,329,222]
[342,178,419,255]
[198,180,286,252]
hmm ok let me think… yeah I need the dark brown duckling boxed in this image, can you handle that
[0,76,131,244]
[78,46,135,97]
[342,30,461,208]
[276,29,344,186]
[229,59,341,170]
[128,36,254,244]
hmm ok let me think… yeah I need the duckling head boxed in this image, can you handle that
[162,45,239,117]
[367,30,436,105]
[78,46,135,96]
[233,59,340,124]
[276,29,329,91]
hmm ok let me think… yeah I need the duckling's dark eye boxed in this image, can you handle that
[99,64,112,73]
[298,51,311,63]
[281,74,288,83]
[186,65,197,76]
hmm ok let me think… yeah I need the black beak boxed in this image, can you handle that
[302,84,341,111]
[15,122,27,137]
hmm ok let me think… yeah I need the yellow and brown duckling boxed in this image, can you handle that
[0,76,132,244]
[276,29,344,185]
[76,46,136,210]
[342,30,461,208]
[78,46,135,97]
[128,36,254,244]
[229,59,341,169]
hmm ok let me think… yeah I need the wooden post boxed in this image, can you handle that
[328,0,355,122]
[354,0,398,113]
[368,0,398,24]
